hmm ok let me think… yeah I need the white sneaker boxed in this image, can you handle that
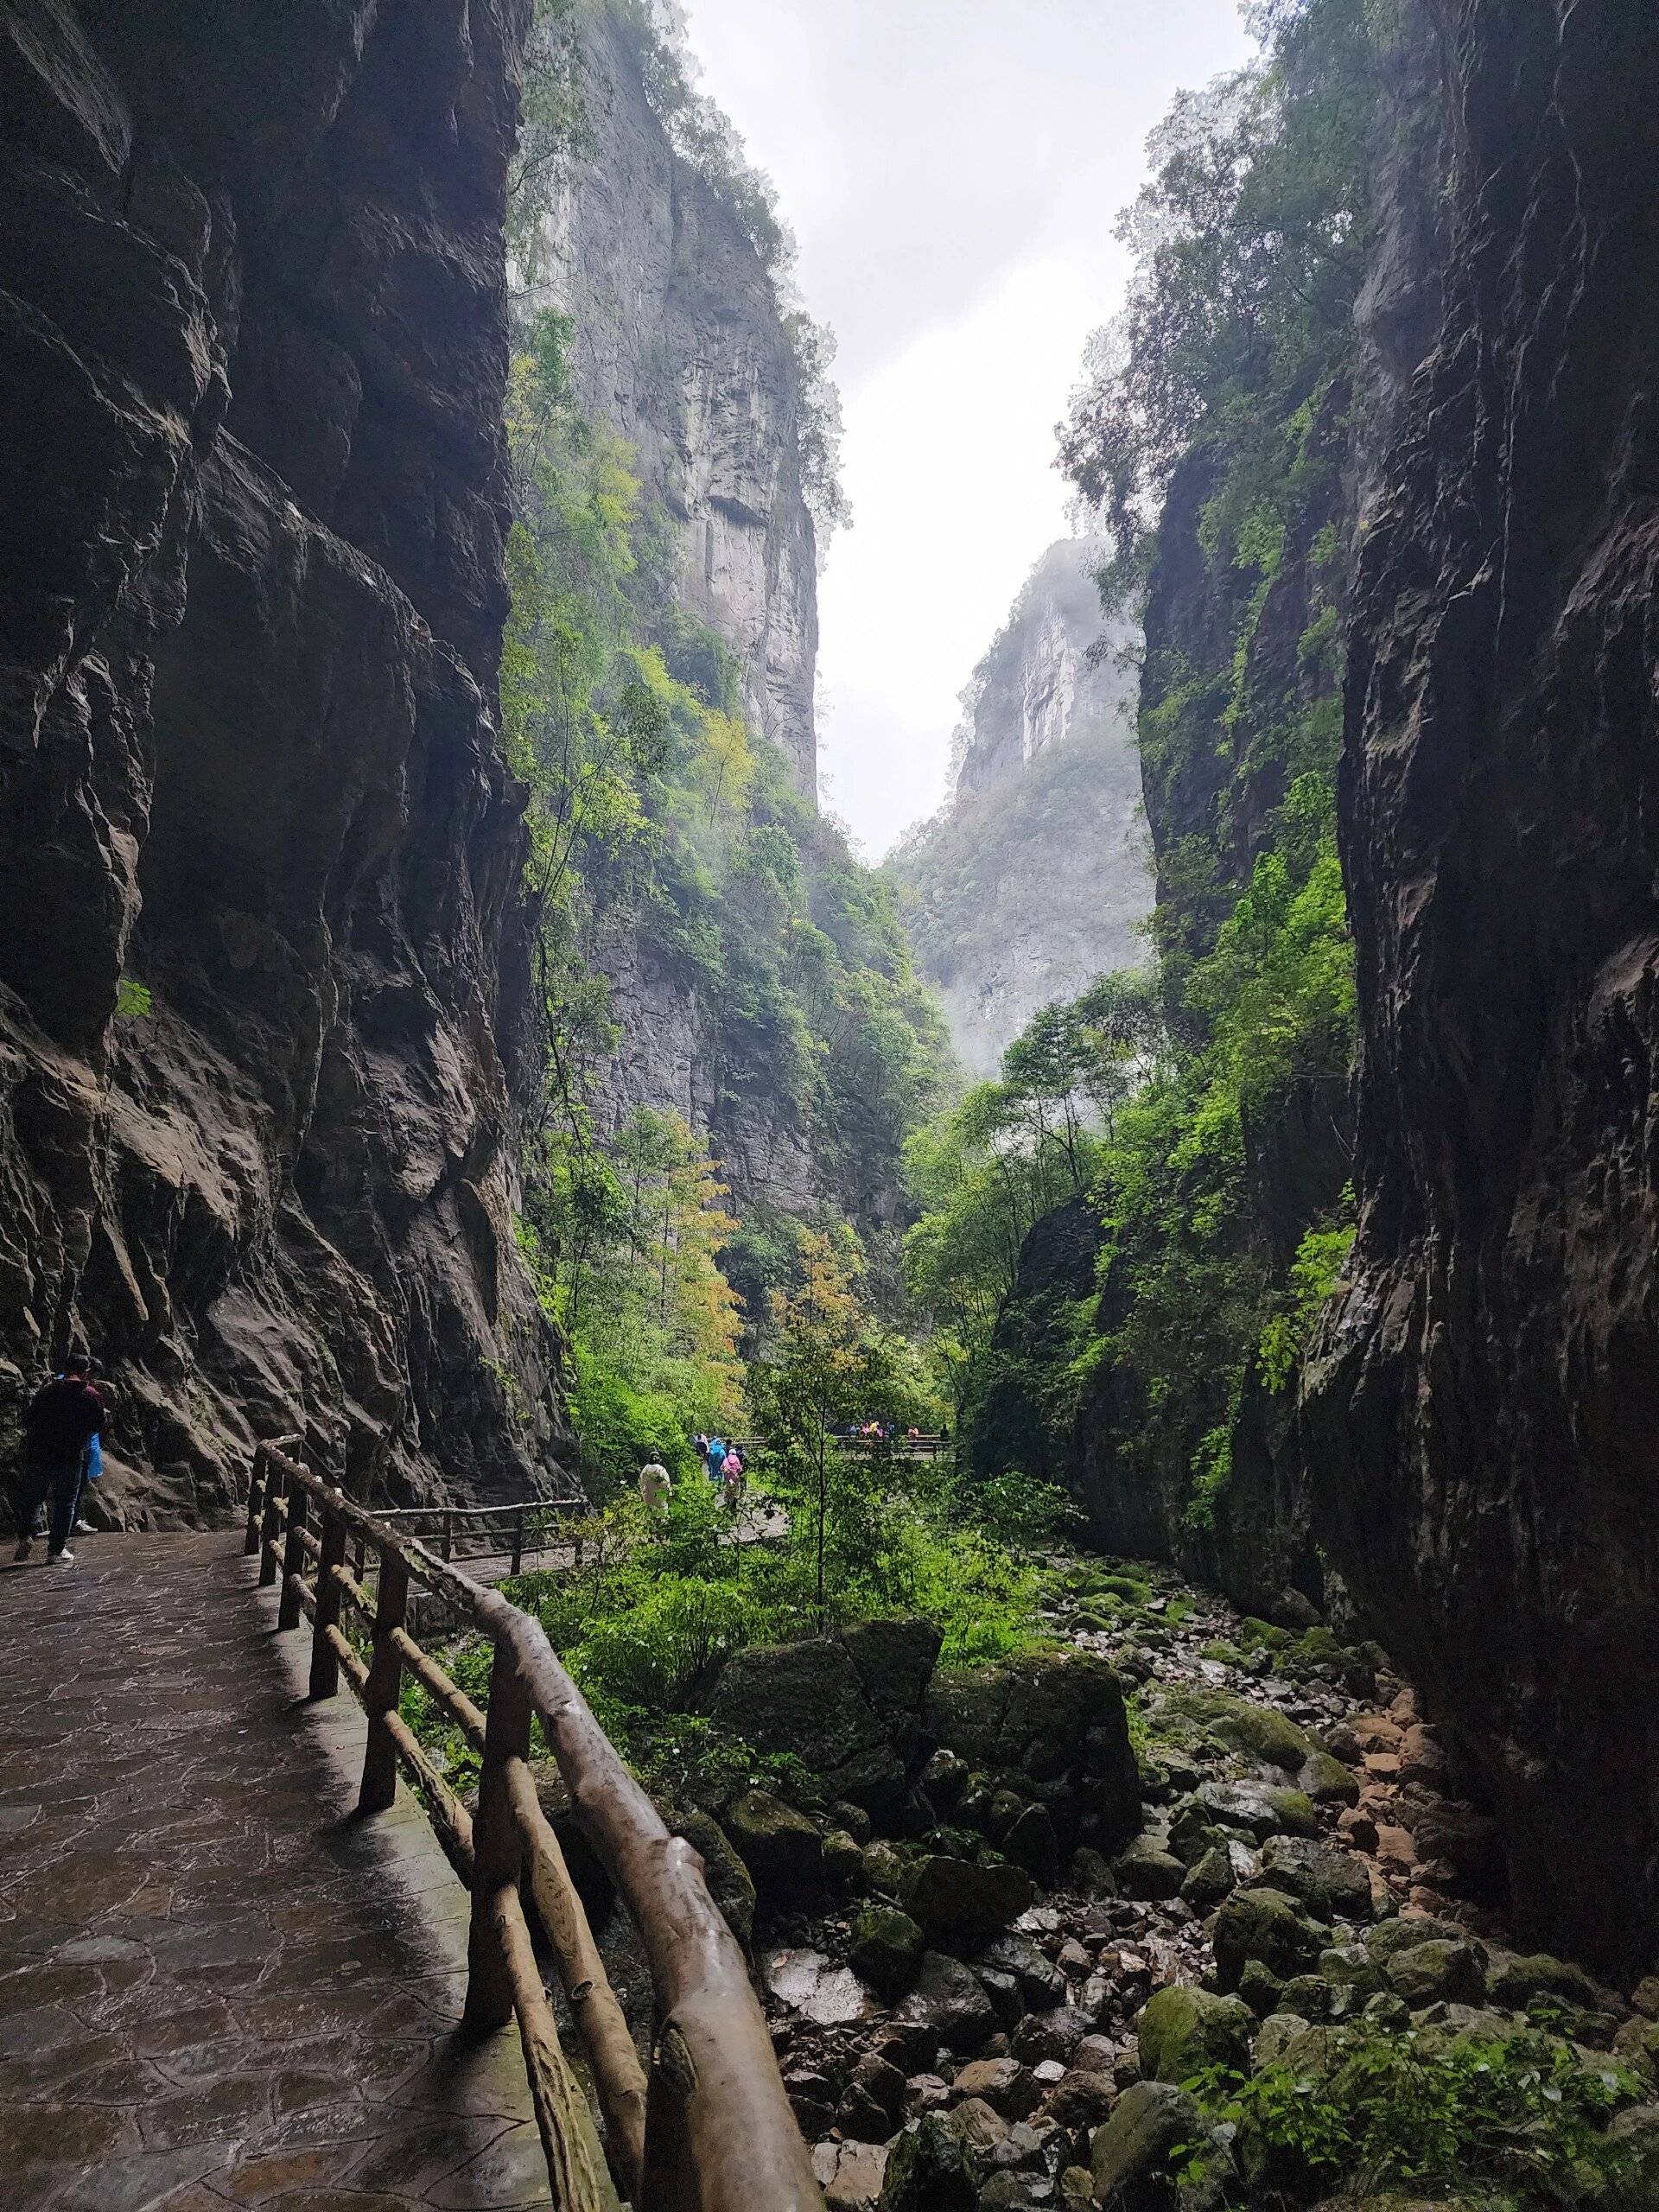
[73,1520,94,1535]
[50,1548,74,1567]
[12,1537,32,1562]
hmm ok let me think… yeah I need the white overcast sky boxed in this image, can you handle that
[680,0,1256,856]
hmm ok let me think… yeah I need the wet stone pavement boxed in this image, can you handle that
[0,1532,551,2212]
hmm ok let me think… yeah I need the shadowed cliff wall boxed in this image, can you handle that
[0,0,574,1519]
[1304,0,1659,1975]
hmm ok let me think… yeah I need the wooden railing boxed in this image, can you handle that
[243,1440,821,2212]
[369,1497,595,1575]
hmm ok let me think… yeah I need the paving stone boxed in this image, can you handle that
[0,1533,552,2209]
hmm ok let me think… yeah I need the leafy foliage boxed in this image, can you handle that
[501,303,943,1487]
[901,0,1373,1524]
[1059,0,1382,604]
[1179,2024,1640,2206]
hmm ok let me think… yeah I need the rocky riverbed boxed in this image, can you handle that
[677,1555,1659,2211]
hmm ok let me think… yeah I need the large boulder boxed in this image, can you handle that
[724,1789,822,1893]
[878,2111,978,2211]
[842,1617,944,1716]
[1136,1986,1254,2085]
[925,1650,1141,1850]
[667,1803,756,1949]
[893,1951,997,2056]
[713,1640,906,1820]
[1198,1780,1319,1842]
[1383,1939,1487,2010]
[852,1904,927,1997]
[1213,1885,1326,1992]
[1089,2080,1200,2209]
[901,1853,1036,1951]
[1255,1836,1373,1923]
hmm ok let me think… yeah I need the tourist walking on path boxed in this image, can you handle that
[13,1354,105,1567]
[704,1434,728,1485]
[720,1446,745,1511]
[639,1459,672,1516]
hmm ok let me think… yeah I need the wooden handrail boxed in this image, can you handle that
[244,1441,819,2212]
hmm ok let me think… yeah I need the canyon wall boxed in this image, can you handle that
[1304,0,1659,1974]
[524,8,818,797]
[893,541,1148,1077]
[0,0,573,1520]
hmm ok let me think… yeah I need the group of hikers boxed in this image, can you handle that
[636,1432,747,1516]
[10,1353,105,1567]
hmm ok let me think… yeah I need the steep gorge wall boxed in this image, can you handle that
[1304,0,1659,1975]
[517,8,830,1225]
[525,8,817,795]
[1068,417,1351,1621]
[894,541,1149,1078]
[0,0,572,1519]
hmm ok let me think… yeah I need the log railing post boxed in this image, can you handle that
[461,1638,532,2041]
[308,1493,347,1700]
[278,1475,308,1630]
[442,1511,453,1563]
[245,1447,265,1556]
[258,1452,285,1586]
[359,1547,410,1815]
[511,1507,524,1578]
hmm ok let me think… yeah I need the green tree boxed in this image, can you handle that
[746,1232,922,1617]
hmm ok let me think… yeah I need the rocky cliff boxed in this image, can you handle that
[1304,0,1659,1977]
[0,0,573,1520]
[893,541,1148,1077]
[523,6,818,795]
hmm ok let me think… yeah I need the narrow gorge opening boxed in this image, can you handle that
[4,3,1659,2209]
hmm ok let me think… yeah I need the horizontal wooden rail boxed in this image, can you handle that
[244,1440,817,2212]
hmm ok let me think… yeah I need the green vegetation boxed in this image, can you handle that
[500,106,944,1486]
[1178,2024,1641,2207]
[900,0,1374,1527]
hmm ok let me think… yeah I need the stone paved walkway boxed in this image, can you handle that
[0,1533,552,2212]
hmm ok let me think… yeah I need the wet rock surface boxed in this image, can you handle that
[0,1534,551,2208]
[1301,0,1659,1976]
[748,1560,1628,2209]
[0,0,569,1516]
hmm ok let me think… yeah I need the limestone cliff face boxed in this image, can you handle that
[511,5,830,1226]
[0,0,573,1520]
[1303,0,1659,1975]
[1069,411,1350,1621]
[524,8,817,794]
[894,542,1149,1078]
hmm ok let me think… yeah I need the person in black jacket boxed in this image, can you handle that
[13,1355,105,1567]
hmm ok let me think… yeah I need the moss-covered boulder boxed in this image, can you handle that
[852,1903,925,1996]
[924,1649,1141,1849]
[900,1853,1036,1950]
[1199,1779,1319,1841]
[1484,1949,1614,2014]
[1089,2079,1200,2207]
[1213,1885,1326,1992]
[1137,1985,1255,2084]
[878,2109,977,2211]
[841,1616,944,1716]
[668,1804,757,1949]
[725,1789,822,1894]
[1116,1835,1187,1900]
[1182,1844,1236,1910]
[713,1639,906,1819]
[1256,1835,1373,1922]
[1299,1747,1362,1806]
[1364,1915,1473,1963]
[1384,1938,1488,2009]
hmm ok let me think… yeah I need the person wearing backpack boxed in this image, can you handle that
[13,1354,105,1567]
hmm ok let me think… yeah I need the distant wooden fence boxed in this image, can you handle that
[244,1440,820,2212]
